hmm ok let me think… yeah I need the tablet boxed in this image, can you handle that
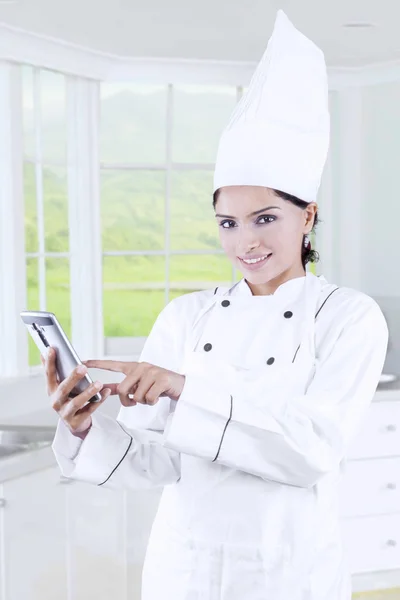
[20,311,102,403]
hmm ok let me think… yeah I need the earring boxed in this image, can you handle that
[304,235,311,249]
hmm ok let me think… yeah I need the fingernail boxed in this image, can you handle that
[94,381,102,390]
[77,366,86,375]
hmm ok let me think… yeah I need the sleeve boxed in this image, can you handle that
[52,299,184,490]
[163,298,389,489]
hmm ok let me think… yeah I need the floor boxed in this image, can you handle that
[353,590,400,599]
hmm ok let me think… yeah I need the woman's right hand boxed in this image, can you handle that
[42,347,111,439]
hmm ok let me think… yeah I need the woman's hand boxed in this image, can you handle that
[42,348,111,438]
[82,360,186,407]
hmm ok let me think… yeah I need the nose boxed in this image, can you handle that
[236,224,261,254]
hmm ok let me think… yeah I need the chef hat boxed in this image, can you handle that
[213,9,330,203]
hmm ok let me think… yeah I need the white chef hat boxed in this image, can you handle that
[213,9,330,203]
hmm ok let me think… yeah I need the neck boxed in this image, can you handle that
[246,264,306,296]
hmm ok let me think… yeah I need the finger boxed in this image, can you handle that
[75,388,112,417]
[46,348,59,395]
[142,381,164,406]
[118,387,136,407]
[55,365,90,405]
[58,379,104,417]
[83,360,136,374]
[117,374,141,407]
[101,383,119,395]
[132,372,157,405]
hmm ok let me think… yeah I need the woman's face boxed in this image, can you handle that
[214,186,317,293]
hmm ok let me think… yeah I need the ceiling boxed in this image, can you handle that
[0,0,400,67]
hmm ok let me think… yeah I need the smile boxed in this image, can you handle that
[239,254,272,269]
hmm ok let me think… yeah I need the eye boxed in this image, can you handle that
[219,220,236,229]
[257,215,276,224]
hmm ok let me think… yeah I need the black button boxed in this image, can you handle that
[221,300,230,307]
[204,343,213,352]
[266,357,275,365]
[284,311,293,319]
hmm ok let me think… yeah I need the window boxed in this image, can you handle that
[23,67,70,366]
[100,83,242,347]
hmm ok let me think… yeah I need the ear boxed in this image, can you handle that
[304,202,318,234]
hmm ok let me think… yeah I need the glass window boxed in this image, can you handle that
[100,84,168,164]
[170,171,219,251]
[169,255,233,300]
[172,85,237,163]
[103,255,165,337]
[44,166,69,252]
[101,170,165,252]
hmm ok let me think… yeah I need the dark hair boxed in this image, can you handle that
[212,188,320,269]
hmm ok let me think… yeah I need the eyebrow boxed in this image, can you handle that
[215,205,282,219]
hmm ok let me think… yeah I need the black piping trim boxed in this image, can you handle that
[98,424,133,486]
[315,287,340,320]
[214,287,218,295]
[292,344,301,363]
[212,395,233,462]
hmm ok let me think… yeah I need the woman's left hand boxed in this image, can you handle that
[82,360,186,407]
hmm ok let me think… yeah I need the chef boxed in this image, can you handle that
[46,10,389,600]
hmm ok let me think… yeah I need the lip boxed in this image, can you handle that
[238,253,272,271]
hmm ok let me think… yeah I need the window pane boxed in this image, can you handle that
[26,258,40,366]
[103,256,165,337]
[40,70,67,163]
[22,66,35,159]
[46,258,71,337]
[43,166,69,252]
[172,86,237,164]
[100,84,167,164]
[170,171,218,251]
[169,254,233,300]
[101,170,165,252]
[24,162,38,253]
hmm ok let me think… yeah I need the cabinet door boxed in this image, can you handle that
[64,479,128,600]
[2,467,68,600]
[0,484,5,600]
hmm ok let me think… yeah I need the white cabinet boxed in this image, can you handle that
[0,468,68,600]
[0,484,5,600]
[342,514,400,574]
[339,397,400,586]
[346,402,400,459]
[63,478,127,600]
[0,466,162,600]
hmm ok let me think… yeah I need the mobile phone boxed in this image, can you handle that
[20,311,102,403]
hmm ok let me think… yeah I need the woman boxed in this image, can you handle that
[47,11,388,600]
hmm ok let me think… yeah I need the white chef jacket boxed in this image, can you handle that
[53,273,388,600]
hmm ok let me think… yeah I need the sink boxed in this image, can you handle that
[0,425,55,459]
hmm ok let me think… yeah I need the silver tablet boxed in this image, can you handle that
[20,311,102,403]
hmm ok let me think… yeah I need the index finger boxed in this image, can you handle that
[82,360,137,374]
